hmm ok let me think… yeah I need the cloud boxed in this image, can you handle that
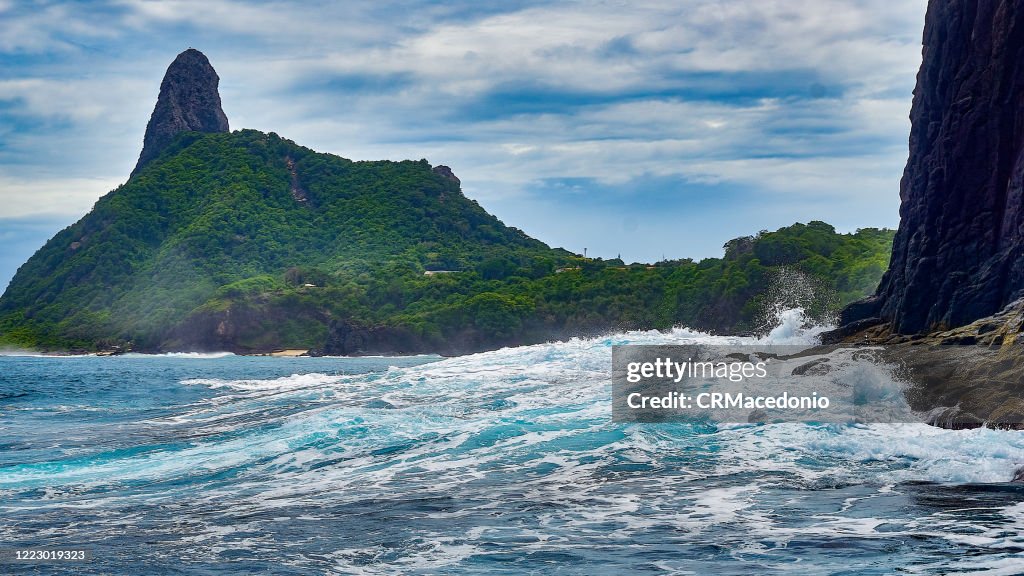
[0,77,150,123]
[0,175,122,218]
[0,0,928,274]
[0,2,124,53]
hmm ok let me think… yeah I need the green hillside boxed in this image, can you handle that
[0,129,894,354]
[306,221,894,355]
[0,130,568,351]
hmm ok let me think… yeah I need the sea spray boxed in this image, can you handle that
[755,267,839,338]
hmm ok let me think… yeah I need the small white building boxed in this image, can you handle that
[423,270,458,276]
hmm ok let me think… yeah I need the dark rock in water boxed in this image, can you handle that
[1013,467,1024,483]
[791,357,831,377]
[747,409,768,424]
[924,405,986,430]
[839,297,882,327]
[132,48,229,177]
[845,0,1024,334]
[819,317,885,345]
[809,298,1024,430]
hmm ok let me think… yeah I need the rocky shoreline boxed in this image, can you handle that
[813,0,1024,435]
[818,298,1024,430]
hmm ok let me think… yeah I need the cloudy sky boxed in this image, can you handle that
[0,0,928,289]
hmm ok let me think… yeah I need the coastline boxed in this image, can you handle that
[815,298,1024,430]
[266,349,309,357]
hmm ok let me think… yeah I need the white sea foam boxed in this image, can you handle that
[5,308,1024,573]
[121,351,236,359]
[158,312,1024,491]
[9,311,1023,496]
[182,372,342,391]
[763,306,831,344]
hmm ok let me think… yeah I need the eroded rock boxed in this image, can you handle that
[132,48,229,176]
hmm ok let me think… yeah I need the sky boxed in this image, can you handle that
[0,0,929,290]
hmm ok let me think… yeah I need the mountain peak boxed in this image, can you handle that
[132,48,229,177]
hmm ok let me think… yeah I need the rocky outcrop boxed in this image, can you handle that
[309,319,424,357]
[284,157,311,205]
[132,48,229,177]
[432,165,460,186]
[822,298,1024,429]
[820,1,1024,441]
[162,301,330,355]
[882,299,1024,429]
[848,0,1024,334]
[309,318,519,357]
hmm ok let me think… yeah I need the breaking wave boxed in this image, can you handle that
[2,310,1024,574]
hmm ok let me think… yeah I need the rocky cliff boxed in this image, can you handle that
[132,48,229,177]
[849,0,1024,334]
[823,0,1024,434]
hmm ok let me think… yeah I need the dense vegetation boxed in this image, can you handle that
[0,130,893,354]
[295,221,892,355]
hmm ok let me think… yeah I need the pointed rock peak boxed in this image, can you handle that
[131,48,229,177]
[432,165,460,186]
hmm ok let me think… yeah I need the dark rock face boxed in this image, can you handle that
[311,319,418,357]
[132,48,229,177]
[309,318,573,358]
[1014,467,1024,482]
[862,0,1024,333]
[310,319,480,357]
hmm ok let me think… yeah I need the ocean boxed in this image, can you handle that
[2,310,1024,574]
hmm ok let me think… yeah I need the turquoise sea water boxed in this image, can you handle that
[3,315,1024,574]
